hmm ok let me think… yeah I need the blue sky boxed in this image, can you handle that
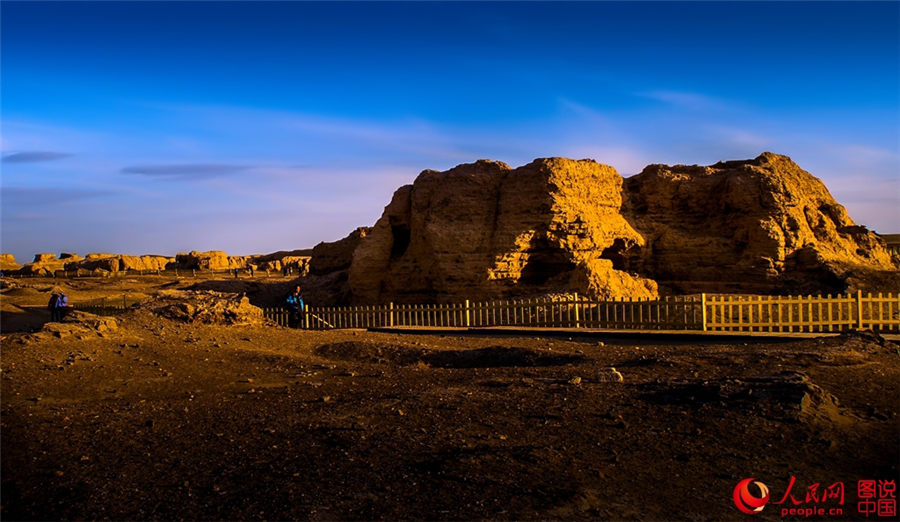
[2,1,898,263]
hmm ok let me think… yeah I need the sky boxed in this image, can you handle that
[1,1,898,263]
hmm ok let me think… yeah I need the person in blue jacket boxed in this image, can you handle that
[284,285,305,328]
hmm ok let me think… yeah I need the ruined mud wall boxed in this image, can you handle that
[348,158,658,304]
[621,153,896,294]
[345,153,897,304]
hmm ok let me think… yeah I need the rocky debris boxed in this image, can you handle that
[37,310,118,340]
[349,158,658,304]
[825,329,899,357]
[139,290,265,325]
[595,367,624,382]
[836,329,891,346]
[622,152,896,294]
[340,153,897,303]
[1,253,22,271]
[641,371,851,423]
[61,310,119,332]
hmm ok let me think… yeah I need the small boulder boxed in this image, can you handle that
[596,367,624,382]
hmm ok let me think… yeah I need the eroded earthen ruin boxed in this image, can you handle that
[344,153,897,303]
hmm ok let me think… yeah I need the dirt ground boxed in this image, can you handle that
[1,276,898,521]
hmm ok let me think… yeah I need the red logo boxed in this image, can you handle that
[734,478,770,515]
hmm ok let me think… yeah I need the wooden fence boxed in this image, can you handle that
[263,291,899,333]
[71,295,144,315]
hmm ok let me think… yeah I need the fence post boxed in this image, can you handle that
[465,300,470,327]
[856,289,863,329]
[305,306,310,329]
[389,302,394,327]
[573,293,580,328]
[701,293,707,332]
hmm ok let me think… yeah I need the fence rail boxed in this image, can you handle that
[70,294,144,315]
[263,291,899,333]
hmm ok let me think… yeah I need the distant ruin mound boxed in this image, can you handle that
[339,153,896,303]
[7,249,311,277]
[0,253,21,271]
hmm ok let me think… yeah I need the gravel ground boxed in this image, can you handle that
[2,277,898,520]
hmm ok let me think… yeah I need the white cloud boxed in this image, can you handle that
[637,90,734,112]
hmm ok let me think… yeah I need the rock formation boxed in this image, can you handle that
[64,253,175,273]
[344,153,897,304]
[0,254,21,272]
[173,250,309,273]
[300,227,371,305]
[621,153,896,293]
[309,227,371,276]
[349,158,658,304]
[17,253,67,275]
[37,310,118,340]
[251,250,311,273]
[174,251,244,270]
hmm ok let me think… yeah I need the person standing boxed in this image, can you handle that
[47,291,60,321]
[49,291,68,322]
[284,285,305,328]
[233,268,239,279]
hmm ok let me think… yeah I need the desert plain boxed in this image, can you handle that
[1,274,898,521]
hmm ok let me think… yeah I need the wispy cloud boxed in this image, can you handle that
[121,163,251,179]
[638,90,732,112]
[2,151,72,163]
